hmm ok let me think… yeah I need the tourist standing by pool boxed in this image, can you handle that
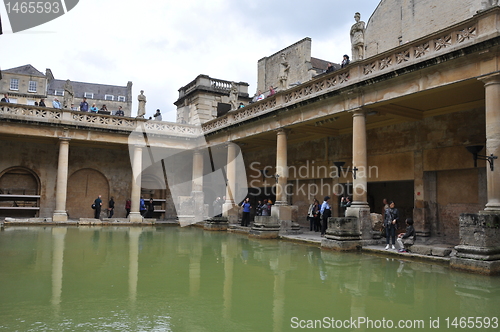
[94,195,102,219]
[384,201,399,250]
[320,196,331,236]
[108,196,115,218]
[241,198,251,227]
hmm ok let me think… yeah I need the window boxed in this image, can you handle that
[9,98,18,104]
[104,94,114,101]
[84,92,94,99]
[54,90,64,96]
[27,99,36,105]
[28,81,37,93]
[117,96,126,102]
[10,78,19,91]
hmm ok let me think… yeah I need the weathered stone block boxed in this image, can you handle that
[271,205,293,221]
[325,217,361,241]
[250,216,280,238]
[204,217,229,231]
[458,213,500,248]
[279,220,302,235]
[253,216,280,229]
[370,213,383,229]
[451,257,500,276]
[431,247,452,257]
[321,238,361,251]
[370,213,383,239]
[346,206,371,240]
[410,245,432,255]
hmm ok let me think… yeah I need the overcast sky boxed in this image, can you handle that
[1,0,380,122]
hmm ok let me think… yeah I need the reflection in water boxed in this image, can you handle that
[51,227,67,313]
[0,226,499,332]
[128,228,142,305]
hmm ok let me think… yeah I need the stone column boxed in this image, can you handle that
[479,74,500,212]
[351,109,368,207]
[451,74,500,275]
[192,149,203,192]
[53,138,70,222]
[346,108,371,242]
[191,149,204,222]
[129,145,143,222]
[223,142,238,223]
[272,129,300,234]
[275,129,288,206]
[413,150,431,237]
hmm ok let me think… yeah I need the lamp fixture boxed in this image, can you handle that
[333,161,358,179]
[466,145,497,171]
[275,173,280,183]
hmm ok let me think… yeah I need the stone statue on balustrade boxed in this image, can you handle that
[278,53,290,90]
[350,12,365,62]
[137,90,146,118]
[63,79,74,109]
[229,82,239,110]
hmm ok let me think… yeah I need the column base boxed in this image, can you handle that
[451,212,500,275]
[481,205,500,213]
[177,215,195,227]
[321,238,362,251]
[271,205,301,235]
[250,216,280,238]
[450,257,500,276]
[345,205,371,240]
[325,217,361,241]
[223,202,238,224]
[204,217,229,231]
[52,211,68,222]
[128,212,143,223]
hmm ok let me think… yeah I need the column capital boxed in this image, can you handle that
[478,71,500,85]
[348,107,367,117]
[58,137,71,142]
[275,128,289,136]
[223,141,239,149]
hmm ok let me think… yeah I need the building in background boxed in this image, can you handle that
[0,65,132,115]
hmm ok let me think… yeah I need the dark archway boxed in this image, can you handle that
[0,166,40,218]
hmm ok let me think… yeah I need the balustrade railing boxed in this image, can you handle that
[0,104,201,137]
[200,16,483,134]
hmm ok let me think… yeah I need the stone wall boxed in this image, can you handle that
[365,0,482,59]
[257,38,314,93]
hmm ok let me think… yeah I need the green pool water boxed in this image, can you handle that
[0,226,499,332]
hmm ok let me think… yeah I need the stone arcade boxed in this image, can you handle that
[1,0,500,275]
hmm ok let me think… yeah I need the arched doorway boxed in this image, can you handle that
[0,167,40,218]
[67,169,109,219]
